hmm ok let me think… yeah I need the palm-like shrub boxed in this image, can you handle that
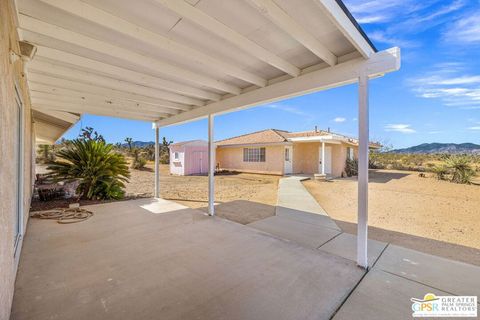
[445,156,475,184]
[47,139,130,200]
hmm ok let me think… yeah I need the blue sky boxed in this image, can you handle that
[63,0,480,148]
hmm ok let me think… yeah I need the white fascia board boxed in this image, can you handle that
[157,47,400,127]
[288,135,334,142]
[315,0,375,58]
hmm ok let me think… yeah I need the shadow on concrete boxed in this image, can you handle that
[333,219,480,267]
[198,200,276,225]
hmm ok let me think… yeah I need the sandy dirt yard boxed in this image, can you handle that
[303,170,480,266]
[125,164,279,224]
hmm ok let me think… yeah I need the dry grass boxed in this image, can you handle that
[303,169,480,265]
[125,163,280,224]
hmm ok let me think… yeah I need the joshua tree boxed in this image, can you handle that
[79,126,104,142]
[124,137,134,153]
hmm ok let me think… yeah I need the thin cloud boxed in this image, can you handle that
[468,126,480,130]
[444,11,480,44]
[333,117,346,123]
[344,0,465,48]
[262,103,313,120]
[409,64,480,109]
[384,124,416,133]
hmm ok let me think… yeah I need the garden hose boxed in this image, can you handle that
[31,207,93,224]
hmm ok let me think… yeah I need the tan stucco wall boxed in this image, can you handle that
[0,1,35,318]
[216,145,284,175]
[292,142,358,177]
[292,142,319,174]
[217,143,358,177]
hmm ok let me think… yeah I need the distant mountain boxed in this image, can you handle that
[121,141,154,147]
[390,143,480,154]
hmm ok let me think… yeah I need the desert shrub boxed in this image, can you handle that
[37,144,56,163]
[345,158,358,177]
[368,152,384,169]
[131,148,147,170]
[159,152,169,164]
[47,139,130,200]
[446,156,475,184]
[432,165,449,180]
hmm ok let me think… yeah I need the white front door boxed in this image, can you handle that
[284,146,293,174]
[319,145,332,175]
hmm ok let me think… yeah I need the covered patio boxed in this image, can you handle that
[5,0,415,318]
[15,0,400,269]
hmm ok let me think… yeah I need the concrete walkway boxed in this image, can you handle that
[334,245,480,319]
[249,176,387,266]
[249,176,480,319]
[249,176,342,249]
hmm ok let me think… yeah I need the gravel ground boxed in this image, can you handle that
[303,169,480,266]
[125,163,280,224]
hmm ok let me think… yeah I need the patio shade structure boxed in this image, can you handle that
[15,0,400,268]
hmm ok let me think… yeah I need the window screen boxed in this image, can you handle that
[243,147,266,162]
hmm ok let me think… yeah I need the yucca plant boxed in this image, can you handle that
[432,165,449,180]
[47,139,130,200]
[445,155,475,184]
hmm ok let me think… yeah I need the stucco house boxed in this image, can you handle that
[215,128,378,177]
[169,140,209,175]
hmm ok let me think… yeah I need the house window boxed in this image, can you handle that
[174,152,179,160]
[285,148,290,161]
[347,147,354,160]
[243,147,266,162]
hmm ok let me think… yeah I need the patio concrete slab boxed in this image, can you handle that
[332,269,452,320]
[318,233,387,267]
[248,216,341,249]
[375,244,480,297]
[276,207,340,230]
[12,198,365,320]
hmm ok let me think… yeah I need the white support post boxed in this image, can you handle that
[208,114,215,216]
[357,73,369,269]
[154,124,160,198]
[321,142,325,175]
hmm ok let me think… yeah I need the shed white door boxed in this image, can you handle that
[284,146,293,174]
[319,146,332,174]
[192,151,207,174]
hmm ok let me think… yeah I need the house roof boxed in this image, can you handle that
[215,128,381,148]
[215,129,290,146]
[169,140,207,147]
